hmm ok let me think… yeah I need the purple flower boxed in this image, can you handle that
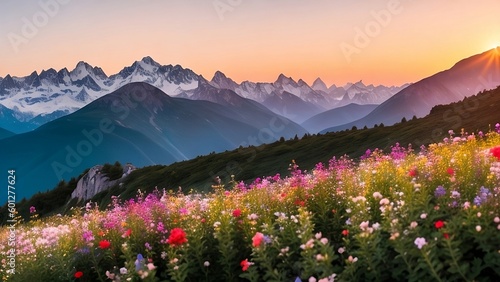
[361,149,371,160]
[135,254,145,271]
[451,190,460,199]
[82,231,94,243]
[390,143,406,160]
[434,186,446,198]
[474,186,491,206]
[29,206,36,214]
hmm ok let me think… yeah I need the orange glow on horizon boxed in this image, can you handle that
[0,1,499,87]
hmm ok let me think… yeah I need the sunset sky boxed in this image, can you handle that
[0,0,499,86]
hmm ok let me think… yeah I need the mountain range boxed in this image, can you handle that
[0,57,406,133]
[0,82,306,202]
[322,47,500,133]
[1,47,500,203]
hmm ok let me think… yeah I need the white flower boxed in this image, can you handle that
[414,237,427,249]
[420,213,427,219]
[204,261,210,267]
[309,277,317,282]
[120,267,128,275]
[359,221,370,231]
[338,247,345,254]
[247,213,258,220]
[476,225,482,232]
[372,222,380,230]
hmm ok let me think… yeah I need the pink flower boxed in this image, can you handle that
[252,232,264,247]
[241,259,251,271]
[414,237,427,249]
[122,229,132,238]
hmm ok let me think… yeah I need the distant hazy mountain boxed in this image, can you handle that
[302,103,378,133]
[322,47,500,133]
[262,91,324,123]
[0,57,404,132]
[208,73,404,123]
[0,82,306,202]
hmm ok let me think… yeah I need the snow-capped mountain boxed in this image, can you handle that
[209,72,405,120]
[0,57,198,133]
[0,57,405,133]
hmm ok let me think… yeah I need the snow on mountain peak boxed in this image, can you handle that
[141,56,160,66]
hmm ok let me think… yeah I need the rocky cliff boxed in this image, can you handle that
[71,163,135,201]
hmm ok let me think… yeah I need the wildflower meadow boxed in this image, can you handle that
[2,127,500,281]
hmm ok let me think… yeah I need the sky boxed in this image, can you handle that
[0,0,499,87]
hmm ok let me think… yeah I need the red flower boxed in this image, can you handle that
[99,239,111,249]
[408,169,418,177]
[446,167,455,176]
[491,146,500,161]
[240,259,251,271]
[168,228,187,246]
[74,271,83,279]
[252,232,264,247]
[434,220,445,229]
[232,209,242,218]
[342,229,349,236]
[123,229,132,238]
[443,233,450,239]
[294,199,305,206]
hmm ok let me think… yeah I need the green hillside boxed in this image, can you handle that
[2,86,499,221]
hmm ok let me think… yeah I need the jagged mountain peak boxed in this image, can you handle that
[70,61,104,81]
[211,70,227,80]
[210,70,239,91]
[297,79,309,87]
[312,77,328,91]
[140,56,160,66]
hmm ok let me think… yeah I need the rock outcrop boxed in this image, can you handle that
[71,163,135,201]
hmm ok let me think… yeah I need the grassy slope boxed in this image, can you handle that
[2,86,499,219]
